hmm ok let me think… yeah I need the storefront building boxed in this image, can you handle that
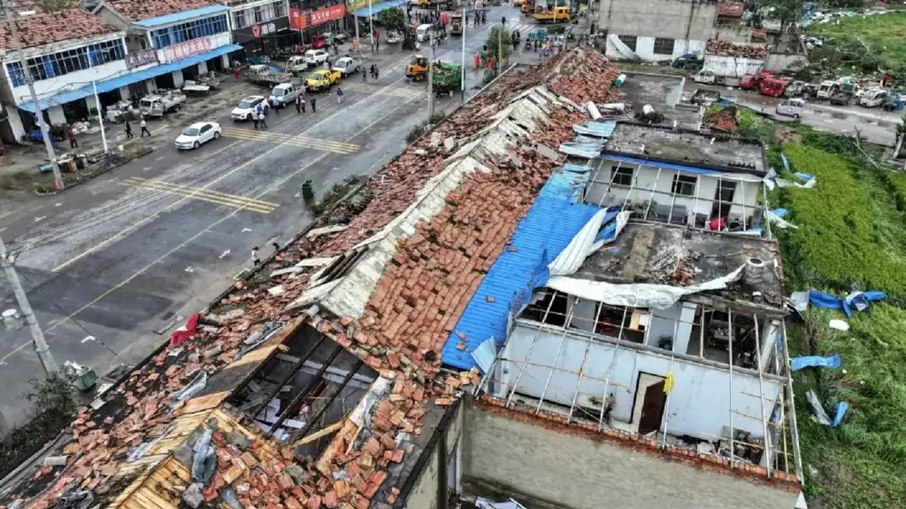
[229,0,293,57]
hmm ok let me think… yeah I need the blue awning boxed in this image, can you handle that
[134,5,230,28]
[353,0,406,17]
[19,44,242,113]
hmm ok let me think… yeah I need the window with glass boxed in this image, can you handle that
[653,37,675,55]
[671,174,698,196]
[150,14,229,49]
[612,167,633,187]
[5,38,125,87]
[234,9,248,29]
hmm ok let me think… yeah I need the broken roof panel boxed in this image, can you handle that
[604,123,766,175]
[0,2,119,52]
[441,167,601,371]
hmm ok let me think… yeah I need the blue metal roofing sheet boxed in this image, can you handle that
[603,153,722,175]
[353,0,406,17]
[573,120,616,137]
[20,44,242,112]
[441,169,601,372]
[134,5,230,27]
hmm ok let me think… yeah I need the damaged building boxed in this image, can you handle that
[0,49,803,509]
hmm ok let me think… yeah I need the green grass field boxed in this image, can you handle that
[810,11,906,70]
[749,112,906,509]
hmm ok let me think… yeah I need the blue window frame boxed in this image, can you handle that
[149,14,229,49]
[5,38,125,87]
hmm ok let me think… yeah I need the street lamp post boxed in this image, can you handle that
[0,236,57,375]
[427,31,434,119]
[2,0,64,191]
[460,8,466,102]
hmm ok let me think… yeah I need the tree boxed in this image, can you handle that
[378,7,406,34]
[25,371,75,419]
[485,26,511,68]
[760,0,804,34]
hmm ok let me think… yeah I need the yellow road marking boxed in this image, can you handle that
[221,128,360,154]
[51,60,415,273]
[121,178,277,214]
[1,92,420,364]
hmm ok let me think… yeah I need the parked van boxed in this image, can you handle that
[416,24,434,42]
[269,83,302,109]
[775,98,805,119]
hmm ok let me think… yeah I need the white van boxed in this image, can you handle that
[859,88,888,108]
[776,98,805,119]
[416,24,434,43]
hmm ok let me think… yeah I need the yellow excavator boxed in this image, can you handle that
[405,54,430,81]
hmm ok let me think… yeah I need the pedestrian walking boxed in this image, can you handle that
[251,246,260,266]
[67,128,78,148]
[336,87,344,104]
[252,113,259,129]
[370,64,376,79]
[374,65,379,80]
[271,98,280,115]
[295,94,302,113]
[310,95,317,113]
[140,118,151,137]
[362,67,367,82]
[125,120,134,139]
[259,110,268,129]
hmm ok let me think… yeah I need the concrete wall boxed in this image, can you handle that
[764,53,807,73]
[495,321,782,440]
[606,35,706,61]
[703,55,764,78]
[462,403,801,509]
[598,0,718,41]
[401,402,464,509]
[585,160,763,226]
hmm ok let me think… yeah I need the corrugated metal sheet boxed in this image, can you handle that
[559,140,605,158]
[573,120,616,137]
[441,169,600,371]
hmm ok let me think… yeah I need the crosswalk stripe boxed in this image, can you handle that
[221,128,360,154]
[343,82,425,99]
[126,177,279,208]
[121,178,276,214]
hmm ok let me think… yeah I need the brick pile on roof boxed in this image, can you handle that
[0,1,119,52]
[4,48,620,509]
[106,0,216,22]
[717,1,745,18]
[706,39,768,59]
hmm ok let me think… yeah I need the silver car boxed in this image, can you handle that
[775,98,804,119]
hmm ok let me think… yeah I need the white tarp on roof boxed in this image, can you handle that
[548,209,630,277]
[547,264,746,309]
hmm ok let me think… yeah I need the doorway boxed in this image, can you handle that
[631,373,667,435]
[710,180,737,219]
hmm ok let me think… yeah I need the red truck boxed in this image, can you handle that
[739,71,773,90]
[759,76,791,97]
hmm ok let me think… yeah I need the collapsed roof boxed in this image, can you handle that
[0,1,119,52]
[4,48,621,509]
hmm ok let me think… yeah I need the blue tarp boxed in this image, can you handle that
[781,153,791,173]
[440,169,601,371]
[353,0,406,17]
[791,354,842,372]
[134,5,230,27]
[603,154,723,176]
[20,44,242,113]
[808,289,887,317]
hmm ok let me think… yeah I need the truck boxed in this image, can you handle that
[695,54,764,87]
[759,75,790,97]
[269,83,302,109]
[450,12,463,36]
[433,62,462,97]
[139,91,186,118]
[817,78,861,101]
[532,6,570,23]
[245,64,292,87]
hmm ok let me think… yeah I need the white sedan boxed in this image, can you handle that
[175,121,222,150]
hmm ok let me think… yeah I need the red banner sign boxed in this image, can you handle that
[310,4,345,27]
[290,7,308,30]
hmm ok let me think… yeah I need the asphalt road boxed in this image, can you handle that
[686,81,900,147]
[0,5,542,428]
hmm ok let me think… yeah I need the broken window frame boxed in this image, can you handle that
[618,34,637,52]
[671,174,697,197]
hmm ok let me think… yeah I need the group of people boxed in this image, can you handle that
[123,118,152,139]
[510,29,522,51]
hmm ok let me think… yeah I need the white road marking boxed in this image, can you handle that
[219,249,231,259]
[185,267,195,273]
[142,167,152,171]
[81,335,96,343]
[241,228,252,233]
[155,155,166,161]
[34,216,46,223]
[54,202,61,207]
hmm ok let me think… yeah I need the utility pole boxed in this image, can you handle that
[0,236,57,374]
[460,7,466,102]
[368,0,374,53]
[498,16,504,73]
[2,0,64,191]
[427,30,435,119]
[353,6,361,58]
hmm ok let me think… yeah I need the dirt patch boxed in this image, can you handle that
[703,107,739,132]
[774,126,803,145]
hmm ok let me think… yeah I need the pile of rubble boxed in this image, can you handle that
[703,107,739,132]
[0,1,115,49]
[705,39,768,60]
[106,0,215,22]
[5,49,622,509]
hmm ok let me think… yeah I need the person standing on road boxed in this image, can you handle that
[67,127,78,148]
[140,118,151,137]
[310,94,317,113]
[251,246,260,266]
[259,109,268,129]
[125,120,134,139]
[336,87,344,104]
[295,94,303,113]
[252,113,259,129]
[362,66,367,82]
[369,64,376,79]
[374,65,379,80]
